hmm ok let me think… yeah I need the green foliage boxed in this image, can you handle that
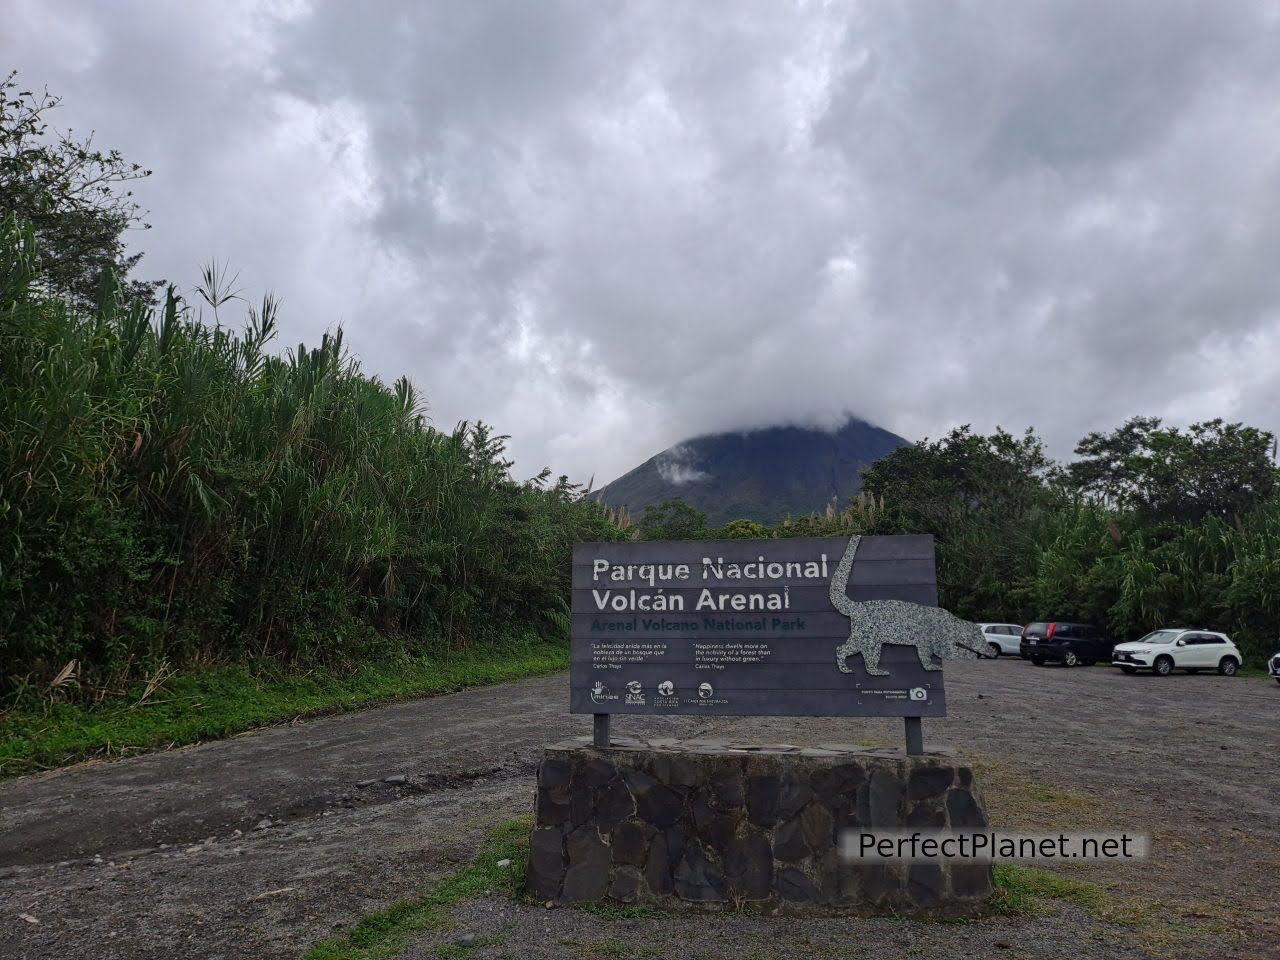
[1070,415,1276,524]
[720,518,766,539]
[636,497,708,540]
[0,216,622,700]
[768,424,1280,661]
[0,72,155,307]
[990,864,1110,918]
[0,641,568,777]
[858,427,1054,621]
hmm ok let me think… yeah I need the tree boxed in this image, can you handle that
[721,518,766,539]
[1069,417,1277,525]
[0,71,154,307]
[859,426,1053,541]
[858,426,1054,622]
[637,498,709,541]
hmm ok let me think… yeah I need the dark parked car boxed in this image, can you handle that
[1020,621,1114,667]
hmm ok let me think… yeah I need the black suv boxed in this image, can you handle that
[1020,621,1114,667]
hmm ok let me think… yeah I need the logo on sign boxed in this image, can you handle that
[698,682,714,699]
[658,680,675,697]
[909,687,927,701]
[591,681,608,704]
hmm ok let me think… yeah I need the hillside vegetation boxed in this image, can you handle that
[0,216,620,703]
[636,424,1280,661]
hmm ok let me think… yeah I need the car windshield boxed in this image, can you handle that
[1135,630,1181,645]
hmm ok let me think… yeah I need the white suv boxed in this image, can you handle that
[1269,650,1280,686]
[1111,629,1241,677]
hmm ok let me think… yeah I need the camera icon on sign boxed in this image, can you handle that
[909,687,927,701]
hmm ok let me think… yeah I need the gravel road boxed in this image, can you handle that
[2,659,1277,960]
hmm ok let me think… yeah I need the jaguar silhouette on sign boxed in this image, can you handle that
[829,535,986,677]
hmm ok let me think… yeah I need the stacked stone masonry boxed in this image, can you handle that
[526,737,993,914]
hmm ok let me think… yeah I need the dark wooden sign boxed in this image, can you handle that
[569,535,952,718]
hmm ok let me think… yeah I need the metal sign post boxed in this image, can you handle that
[904,716,923,755]
[593,713,611,748]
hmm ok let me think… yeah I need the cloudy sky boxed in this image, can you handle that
[5,1,1280,483]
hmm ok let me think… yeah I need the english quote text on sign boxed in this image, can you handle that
[569,535,947,718]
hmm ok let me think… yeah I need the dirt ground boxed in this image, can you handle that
[2,659,1277,960]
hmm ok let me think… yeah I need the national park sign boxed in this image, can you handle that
[569,534,984,718]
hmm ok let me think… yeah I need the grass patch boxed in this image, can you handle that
[989,864,1141,924]
[0,643,568,777]
[967,755,1101,828]
[1237,662,1276,680]
[306,816,531,960]
[989,864,1094,915]
[1013,783,1098,813]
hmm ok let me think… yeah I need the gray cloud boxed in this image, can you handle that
[656,444,710,487]
[4,0,1279,482]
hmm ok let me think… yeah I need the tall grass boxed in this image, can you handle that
[0,216,621,700]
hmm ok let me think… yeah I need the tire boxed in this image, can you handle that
[1153,656,1174,676]
[1274,677,1280,686]
[1031,657,1045,667]
[988,642,1001,658]
[1062,650,1079,667]
[1217,657,1239,677]
[1120,666,1136,674]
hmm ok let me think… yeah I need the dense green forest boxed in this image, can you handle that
[635,422,1280,661]
[0,214,622,701]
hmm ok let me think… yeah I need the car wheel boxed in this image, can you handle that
[1274,677,1280,686]
[1217,657,1239,677]
[987,642,1001,658]
[1062,650,1079,667]
[1120,666,1136,674]
[1153,655,1173,676]
[1031,657,1045,666]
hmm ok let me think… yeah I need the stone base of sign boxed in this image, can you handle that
[526,736,993,914]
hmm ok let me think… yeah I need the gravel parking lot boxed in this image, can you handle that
[2,658,1277,960]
